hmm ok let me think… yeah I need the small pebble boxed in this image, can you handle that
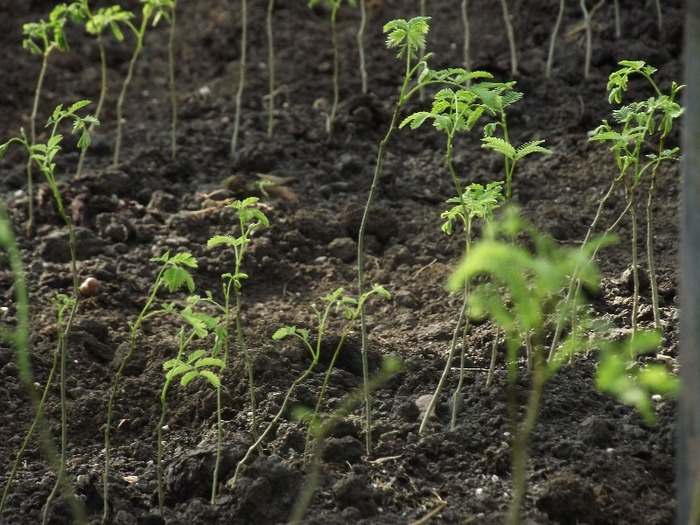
[79,277,101,297]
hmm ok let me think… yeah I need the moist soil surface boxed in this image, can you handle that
[0,1,684,524]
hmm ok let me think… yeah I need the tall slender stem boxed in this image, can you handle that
[230,0,248,157]
[357,0,367,93]
[266,0,275,137]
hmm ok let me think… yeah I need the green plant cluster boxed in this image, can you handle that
[0,5,683,525]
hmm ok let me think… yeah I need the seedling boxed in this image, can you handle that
[589,60,683,331]
[21,2,83,236]
[0,207,85,525]
[275,285,390,462]
[448,206,611,525]
[0,205,36,521]
[103,250,197,522]
[112,0,174,165]
[159,297,222,510]
[227,284,389,491]
[545,0,565,78]
[357,0,368,93]
[75,2,134,176]
[357,16,518,452]
[207,197,270,447]
[167,0,178,159]
[230,0,248,158]
[308,0,357,134]
[420,182,504,434]
[461,0,471,75]
[400,83,512,432]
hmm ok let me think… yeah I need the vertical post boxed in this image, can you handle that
[679,1,700,523]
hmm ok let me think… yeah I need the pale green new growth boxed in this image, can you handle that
[448,207,607,525]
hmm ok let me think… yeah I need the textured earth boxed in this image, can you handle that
[0,0,683,524]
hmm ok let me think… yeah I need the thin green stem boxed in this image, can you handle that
[506,342,547,525]
[230,0,248,157]
[357,0,367,93]
[26,52,50,238]
[500,0,517,75]
[104,267,167,523]
[546,0,565,78]
[327,6,340,134]
[646,168,661,330]
[266,0,275,137]
[168,1,178,160]
[113,18,146,165]
[580,0,591,79]
[77,35,107,178]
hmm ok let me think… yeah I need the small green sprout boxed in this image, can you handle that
[207,197,269,452]
[0,100,97,524]
[75,2,135,176]
[230,0,248,158]
[158,296,223,511]
[229,285,389,492]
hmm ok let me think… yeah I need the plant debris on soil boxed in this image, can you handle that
[0,0,682,524]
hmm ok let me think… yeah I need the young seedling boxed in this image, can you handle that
[400,83,512,432]
[461,0,471,76]
[207,197,269,449]
[230,0,248,158]
[75,2,134,177]
[357,0,368,93]
[419,182,504,434]
[595,330,678,426]
[227,285,389,492]
[588,60,683,332]
[112,0,174,165]
[159,297,223,510]
[308,0,357,135]
[0,100,96,524]
[21,2,83,237]
[448,206,610,525]
[103,251,197,522]
[167,0,178,159]
[276,285,390,462]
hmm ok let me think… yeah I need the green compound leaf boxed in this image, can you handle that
[169,252,198,268]
[162,266,195,293]
[481,136,516,159]
[383,16,430,59]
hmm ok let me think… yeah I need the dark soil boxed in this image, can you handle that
[0,0,682,524]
